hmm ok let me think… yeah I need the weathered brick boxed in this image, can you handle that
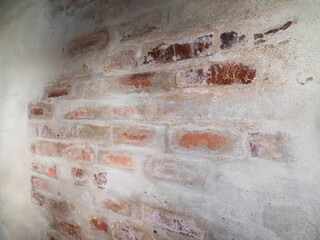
[46,84,70,99]
[31,163,57,177]
[112,71,175,93]
[143,34,214,64]
[105,50,137,70]
[176,62,256,88]
[65,106,142,120]
[32,190,45,206]
[29,103,53,119]
[48,199,68,214]
[113,125,159,147]
[31,176,52,193]
[51,217,83,240]
[120,8,162,42]
[122,24,160,42]
[169,128,238,154]
[144,160,203,186]
[32,123,110,142]
[74,124,110,141]
[72,168,88,185]
[94,172,108,189]
[254,21,293,45]
[113,222,153,240]
[179,132,228,150]
[143,206,202,239]
[108,106,141,118]
[220,31,245,49]
[146,88,256,121]
[31,141,64,157]
[100,152,136,169]
[62,145,95,163]
[103,196,132,217]
[249,133,285,161]
[69,30,107,55]
[65,108,99,119]
[89,216,108,233]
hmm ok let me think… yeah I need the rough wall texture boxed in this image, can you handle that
[0,0,320,239]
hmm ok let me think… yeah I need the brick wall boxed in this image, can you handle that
[23,1,320,240]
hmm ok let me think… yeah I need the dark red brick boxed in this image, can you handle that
[176,62,256,88]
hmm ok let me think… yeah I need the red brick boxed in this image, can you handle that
[143,43,175,64]
[65,109,90,119]
[51,217,83,240]
[94,172,107,189]
[62,145,95,163]
[176,62,256,88]
[31,141,64,157]
[31,176,52,193]
[31,163,57,178]
[103,196,132,217]
[144,160,203,186]
[113,222,153,240]
[29,103,53,119]
[48,199,68,214]
[89,216,108,233]
[143,206,202,239]
[179,132,228,150]
[105,50,137,70]
[102,153,136,169]
[114,71,175,93]
[46,85,70,99]
[72,168,88,185]
[69,30,107,55]
[113,126,158,147]
[209,62,256,85]
[143,34,214,64]
[249,133,285,161]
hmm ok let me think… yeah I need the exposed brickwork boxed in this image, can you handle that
[48,199,68,214]
[62,145,95,163]
[144,160,204,186]
[69,30,107,55]
[31,141,64,157]
[89,216,108,233]
[101,153,136,169]
[72,168,88,184]
[31,176,52,193]
[94,172,108,189]
[103,196,132,217]
[27,5,294,239]
[31,163,57,177]
[29,103,53,119]
[113,126,157,147]
[249,133,285,161]
[105,50,137,70]
[51,217,83,239]
[113,222,152,240]
[143,206,202,239]
[143,34,214,64]
[176,62,256,88]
